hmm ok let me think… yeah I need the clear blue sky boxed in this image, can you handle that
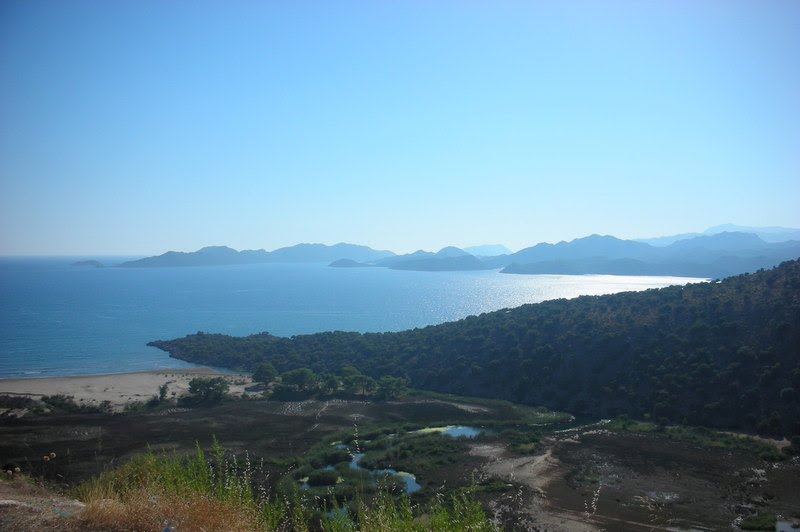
[1,1,798,255]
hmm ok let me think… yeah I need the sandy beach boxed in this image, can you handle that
[0,368,253,413]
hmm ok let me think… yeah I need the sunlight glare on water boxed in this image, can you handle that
[0,259,706,378]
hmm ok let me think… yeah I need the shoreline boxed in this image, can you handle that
[0,366,223,383]
[0,368,253,413]
[0,365,237,383]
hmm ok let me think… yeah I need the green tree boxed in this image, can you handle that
[253,362,278,385]
[188,377,229,403]
[375,375,408,401]
[339,365,361,377]
[344,373,377,396]
[282,368,318,392]
[320,373,340,395]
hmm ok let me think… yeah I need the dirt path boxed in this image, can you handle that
[472,442,598,531]
[483,448,557,490]
[719,430,790,449]
[408,399,491,414]
[0,477,84,531]
[306,400,331,432]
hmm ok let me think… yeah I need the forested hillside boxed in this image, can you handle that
[150,260,800,436]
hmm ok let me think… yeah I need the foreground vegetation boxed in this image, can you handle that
[70,440,494,531]
[3,386,796,531]
[151,259,800,437]
[1,388,570,530]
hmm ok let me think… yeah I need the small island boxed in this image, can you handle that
[71,260,104,268]
[328,258,372,268]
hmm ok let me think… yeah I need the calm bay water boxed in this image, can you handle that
[0,258,706,378]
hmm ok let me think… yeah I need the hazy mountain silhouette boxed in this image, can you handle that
[329,258,372,268]
[373,250,435,267]
[463,244,512,257]
[389,254,491,271]
[666,231,768,251]
[502,232,800,277]
[660,232,771,264]
[704,224,800,243]
[72,260,104,268]
[121,226,800,276]
[264,243,395,263]
[120,243,394,267]
[485,235,657,268]
[120,246,252,267]
[370,246,494,271]
[637,224,800,246]
[434,246,471,258]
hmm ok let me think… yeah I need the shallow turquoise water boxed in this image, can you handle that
[349,453,421,494]
[441,426,482,438]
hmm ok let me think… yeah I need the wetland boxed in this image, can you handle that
[2,387,797,530]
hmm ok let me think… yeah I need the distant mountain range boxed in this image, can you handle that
[336,230,799,277]
[500,232,800,278]
[486,234,657,267]
[118,224,800,278]
[636,223,800,246]
[462,244,512,257]
[72,260,104,268]
[377,246,492,272]
[119,243,395,268]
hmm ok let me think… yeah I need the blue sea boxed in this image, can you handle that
[0,258,706,378]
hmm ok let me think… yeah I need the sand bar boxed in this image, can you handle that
[0,368,253,411]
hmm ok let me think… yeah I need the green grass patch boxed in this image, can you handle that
[357,433,465,474]
[73,437,495,531]
[408,389,572,424]
[739,512,776,530]
[497,427,543,454]
[605,418,659,432]
[607,418,784,460]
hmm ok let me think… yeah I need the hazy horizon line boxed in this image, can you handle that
[4,223,800,258]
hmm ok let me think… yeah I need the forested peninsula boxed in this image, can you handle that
[150,259,800,437]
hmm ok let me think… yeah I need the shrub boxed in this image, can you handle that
[0,395,37,409]
[307,469,339,487]
[253,362,278,385]
[187,377,230,404]
[739,512,776,530]
[41,395,110,414]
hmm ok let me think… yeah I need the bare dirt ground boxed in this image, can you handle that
[0,477,83,532]
[407,399,492,414]
[473,429,800,531]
